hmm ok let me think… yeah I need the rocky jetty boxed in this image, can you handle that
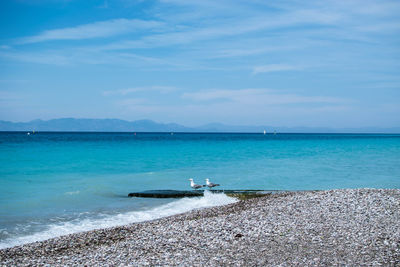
[128,189,275,198]
[1,189,399,266]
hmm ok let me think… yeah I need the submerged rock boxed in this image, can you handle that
[128,189,275,199]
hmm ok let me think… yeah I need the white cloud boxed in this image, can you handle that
[117,98,148,106]
[182,88,345,105]
[107,87,349,125]
[0,50,184,68]
[95,8,341,51]
[9,0,397,70]
[0,91,19,101]
[103,86,178,96]
[0,51,72,65]
[253,64,300,74]
[209,45,293,58]
[115,100,353,127]
[20,18,164,44]
[356,22,400,33]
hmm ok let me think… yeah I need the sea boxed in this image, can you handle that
[1,132,399,249]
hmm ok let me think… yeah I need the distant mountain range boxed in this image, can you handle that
[0,118,399,133]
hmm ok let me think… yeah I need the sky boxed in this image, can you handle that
[0,0,399,128]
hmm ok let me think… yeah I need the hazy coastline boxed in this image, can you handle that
[2,118,400,133]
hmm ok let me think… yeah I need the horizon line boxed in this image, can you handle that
[1,118,399,130]
[1,131,400,135]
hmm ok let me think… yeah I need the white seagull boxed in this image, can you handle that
[189,178,204,190]
[205,178,220,189]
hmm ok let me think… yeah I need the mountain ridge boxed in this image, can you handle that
[0,118,399,133]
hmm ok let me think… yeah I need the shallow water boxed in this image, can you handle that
[1,132,399,248]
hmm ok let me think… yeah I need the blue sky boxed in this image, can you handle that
[0,0,399,127]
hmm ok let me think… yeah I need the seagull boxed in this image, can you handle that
[205,178,220,189]
[189,178,204,190]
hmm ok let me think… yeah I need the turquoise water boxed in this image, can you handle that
[1,132,399,248]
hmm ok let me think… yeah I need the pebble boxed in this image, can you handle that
[0,189,399,266]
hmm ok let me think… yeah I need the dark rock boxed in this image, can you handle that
[128,189,277,199]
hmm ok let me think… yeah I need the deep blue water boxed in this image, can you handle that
[1,132,399,248]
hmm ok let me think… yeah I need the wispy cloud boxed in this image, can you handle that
[182,88,345,105]
[0,91,20,101]
[19,18,165,44]
[0,91,29,109]
[107,87,348,123]
[115,98,352,127]
[0,51,72,65]
[117,98,148,106]
[7,0,398,69]
[253,64,300,74]
[356,21,400,33]
[103,86,178,96]
[96,9,340,51]
[209,46,293,59]
[1,0,399,127]
[0,49,185,68]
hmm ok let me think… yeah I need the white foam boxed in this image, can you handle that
[64,190,80,195]
[0,191,236,249]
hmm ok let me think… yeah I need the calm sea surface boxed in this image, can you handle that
[1,132,399,248]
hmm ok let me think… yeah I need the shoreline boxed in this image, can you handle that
[1,189,399,266]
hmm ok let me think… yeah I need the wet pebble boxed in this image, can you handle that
[1,189,399,266]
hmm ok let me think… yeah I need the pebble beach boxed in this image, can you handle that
[1,189,399,266]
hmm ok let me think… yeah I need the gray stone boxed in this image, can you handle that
[1,189,399,266]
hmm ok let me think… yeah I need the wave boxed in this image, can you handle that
[64,190,80,195]
[0,191,236,249]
